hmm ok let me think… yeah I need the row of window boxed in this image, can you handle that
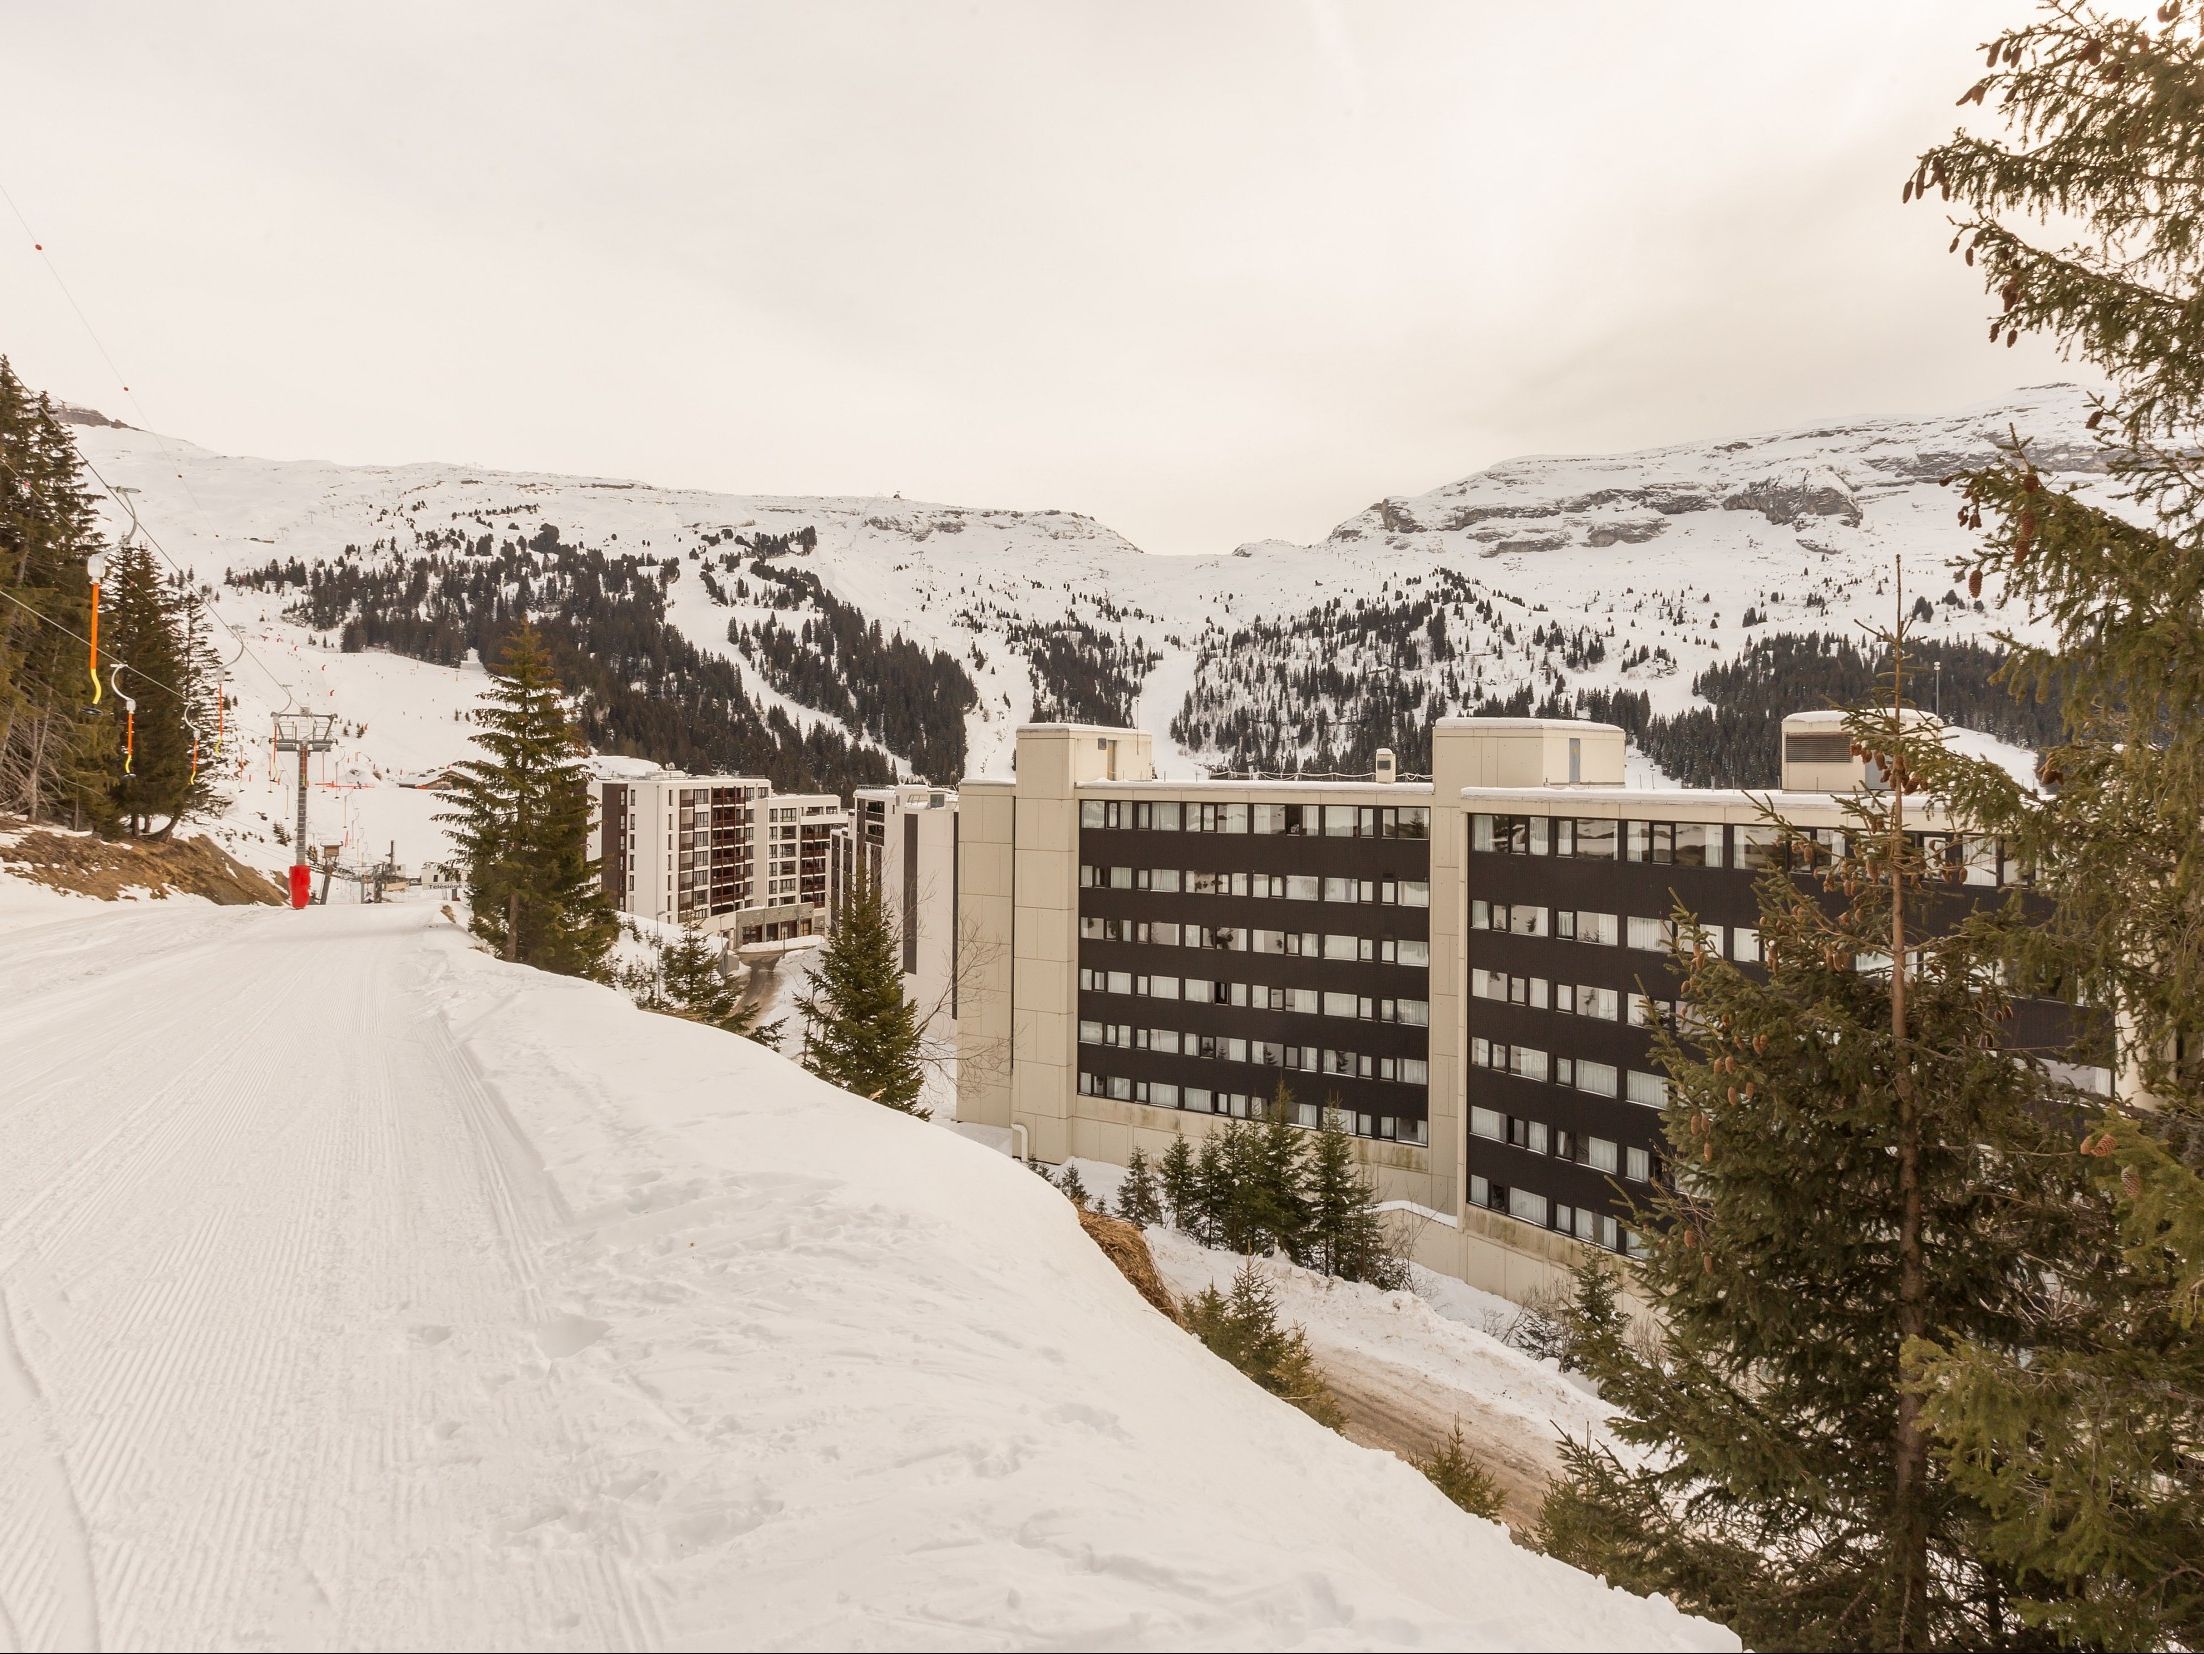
[1473,814,2024,887]
[1076,1021,1430,1083]
[1080,865,1432,907]
[1474,813,1728,865]
[1469,901,1764,962]
[1469,1106,1653,1180]
[1077,966,1431,1024]
[1470,1036,1670,1105]
[1467,1175,1643,1256]
[1075,1069,1429,1142]
[1471,969,1685,1029]
[1079,915,1431,965]
[1082,800,1431,839]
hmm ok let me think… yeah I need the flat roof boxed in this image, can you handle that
[1433,716,1624,735]
[1078,779,1436,796]
[1459,783,1958,824]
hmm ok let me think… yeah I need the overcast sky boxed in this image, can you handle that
[2,2,2076,555]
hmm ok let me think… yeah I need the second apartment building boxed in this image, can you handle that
[595,771,847,947]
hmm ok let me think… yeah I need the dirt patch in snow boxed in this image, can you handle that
[1078,1208,1182,1325]
[0,820,285,905]
[1323,1346,1563,1528]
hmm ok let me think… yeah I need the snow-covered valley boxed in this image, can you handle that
[0,884,1732,1651]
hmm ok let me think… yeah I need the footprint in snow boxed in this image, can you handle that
[535,1313,609,1358]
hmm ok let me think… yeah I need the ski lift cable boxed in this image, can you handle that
[0,186,296,709]
[1,177,246,564]
[0,583,195,705]
[0,448,292,710]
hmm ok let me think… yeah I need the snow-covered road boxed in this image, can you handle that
[0,895,1731,1652]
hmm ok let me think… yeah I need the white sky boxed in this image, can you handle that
[2,1,2077,556]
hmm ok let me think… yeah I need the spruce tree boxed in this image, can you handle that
[1301,1103,1407,1288]
[98,541,203,838]
[0,366,109,825]
[1420,1424,1504,1522]
[1116,1147,1164,1227]
[437,624,615,978]
[1537,707,2100,1651]
[1054,1162,1091,1210]
[1184,1261,1343,1431]
[1247,1082,1311,1258]
[1158,1135,1200,1232]
[650,926,781,1047]
[796,865,925,1112]
[1555,1256,1627,1377]
[1901,9,2204,1644]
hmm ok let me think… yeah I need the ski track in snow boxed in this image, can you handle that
[0,906,656,1651]
[0,897,1732,1652]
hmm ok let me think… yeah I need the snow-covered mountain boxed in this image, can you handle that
[67,383,2097,874]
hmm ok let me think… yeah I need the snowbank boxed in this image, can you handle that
[0,894,1731,1650]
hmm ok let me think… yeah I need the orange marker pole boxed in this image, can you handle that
[88,582,102,704]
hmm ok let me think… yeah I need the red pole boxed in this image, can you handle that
[290,737,311,909]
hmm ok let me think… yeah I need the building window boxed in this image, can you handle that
[1508,1188,1550,1227]
[1626,1146,1652,1183]
[1586,1136,1619,1173]
[1735,824,1783,871]
[1556,817,1617,859]
[1733,926,1763,964]
[1557,910,1617,945]
[1627,1070,1669,1108]
[1470,1106,1505,1141]
[1575,1059,1619,1097]
[1472,814,1549,855]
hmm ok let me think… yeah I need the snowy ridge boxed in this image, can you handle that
[72,383,2096,874]
[0,891,1734,1650]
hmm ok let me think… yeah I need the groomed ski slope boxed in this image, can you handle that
[0,893,1732,1653]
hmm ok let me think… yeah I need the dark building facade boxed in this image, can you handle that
[957,717,2094,1303]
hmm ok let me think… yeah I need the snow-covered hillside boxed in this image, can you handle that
[0,886,1731,1651]
[68,383,2095,875]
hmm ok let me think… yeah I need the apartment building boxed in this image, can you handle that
[955,716,2080,1304]
[828,783,961,1043]
[594,772,848,947]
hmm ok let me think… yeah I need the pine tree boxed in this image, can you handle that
[1116,1147,1164,1227]
[1899,10,2204,1646]
[1054,1162,1091,1210]
[98,541,202,837]
[1158,1134,1199,1232]
[436,624,615,978]
[1300,1103,1407,1288]
[1556,1256,1627,1376]
[1537,703,2101,1651]
[1247,1083,1311,1258]
[1195,1121,1268,1254]
[0,366,110,826]
[1184,1261,1343,1431]
[1420,1424,1504,1521]
[797,865,925,1111]
[649,926,780,1046]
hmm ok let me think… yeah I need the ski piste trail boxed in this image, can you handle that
[0,891,1733,1653]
